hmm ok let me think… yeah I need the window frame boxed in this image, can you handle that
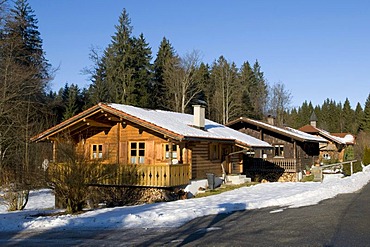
[274,144,284,158]
[129,141,146,164]
[91,144,103,159]
[209,143,220,161]
[165,143,178,160]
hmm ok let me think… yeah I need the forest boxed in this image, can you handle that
[1,0,370,209]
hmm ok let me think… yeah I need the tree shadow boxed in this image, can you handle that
[139,202,247,246]
[0,201,163,245]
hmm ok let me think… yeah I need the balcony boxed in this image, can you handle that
[48,162,191,188]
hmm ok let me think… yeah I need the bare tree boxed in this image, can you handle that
[210,56,240,124]
[0,0,52,210]
[163,50,202,113]
[266,82,292,126]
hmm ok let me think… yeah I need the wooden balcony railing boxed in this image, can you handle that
[246,158,297,173]
[48,162,191,188]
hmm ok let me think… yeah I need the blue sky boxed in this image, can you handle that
[28,0,370,108]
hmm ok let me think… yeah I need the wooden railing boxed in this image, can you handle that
[48,162,191,188]
[246,158,297,173]
[266,158,297,172]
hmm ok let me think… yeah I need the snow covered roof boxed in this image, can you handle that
[106,103,271,148]
[299,125,354,145]
[227,117,327,143]
[31,103,272,149]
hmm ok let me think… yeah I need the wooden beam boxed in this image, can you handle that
[85,119,113,128]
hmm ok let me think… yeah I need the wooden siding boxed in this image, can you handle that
[54,116,242,186]
[189,142,230,179]
[235,123,320,172]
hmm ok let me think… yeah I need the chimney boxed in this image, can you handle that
[193,105,205,129]
[267,115,275,126]
[310,111,318,128]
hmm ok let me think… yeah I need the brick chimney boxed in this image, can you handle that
[193,105,205,129]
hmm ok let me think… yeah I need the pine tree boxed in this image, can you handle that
[88,49,110,104]
[341,98,355,133]
[354,102,364,134]
[251,60,268,120]
[152,37,176,109]
[131,33,152,108]
[104,9,135,104]
[7,0,49,81]
[238,61,256,118]
[296,101,314,127]
[62,83,82,121]
[360,93,370,133]
[90,9,152,107]
[194,63,212,118]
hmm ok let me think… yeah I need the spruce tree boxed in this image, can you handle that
[152,37,176,109]
[238,61,257,118]
[90,9,152,107]
[62,83,82,121]
[354,102,364,134]
[88,51,110,104]
[194,63,212,118]
[251,60,267,120]
[131,33,152,108]
[296,101,314,127]
[8,0,49,81]
[360,93,370,133]
[341,98,355,133]
[104,9,135,104]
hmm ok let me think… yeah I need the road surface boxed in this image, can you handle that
[1,182,370,246]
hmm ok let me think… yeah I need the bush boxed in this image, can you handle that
[344,146,355,161]
[362,147,370,166]
[342,161,363,176]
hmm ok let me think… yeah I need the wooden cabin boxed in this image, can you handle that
[299,113,355,163]
[31,103,271,188]
[226,117,327,182]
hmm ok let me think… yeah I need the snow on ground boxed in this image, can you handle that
[1,166,370,232]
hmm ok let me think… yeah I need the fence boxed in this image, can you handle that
[48,162,191,188]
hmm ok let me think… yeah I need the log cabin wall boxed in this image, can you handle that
[79,121,189,166]
[188,141,234,179]
[238,126,296,159]
[297,142,320,170]
[235,123,320,173]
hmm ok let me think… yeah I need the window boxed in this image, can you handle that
[274,144,284,157]
[209,143,220,160]
[323,153,331,160]
[165,144,178,159]
[92,144,103,159]
[130,142,145,164]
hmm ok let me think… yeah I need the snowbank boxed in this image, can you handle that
[1,166,370,232]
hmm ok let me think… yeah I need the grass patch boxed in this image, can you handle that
[301,174,314,182]
[194,182,259,198]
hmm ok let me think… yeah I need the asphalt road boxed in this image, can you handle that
[1,182,370,246]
